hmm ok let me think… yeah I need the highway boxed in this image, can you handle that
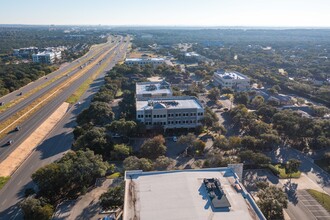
[0,36,124,161]
[0,36,130,219]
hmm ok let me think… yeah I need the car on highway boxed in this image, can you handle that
[0,102,3,106]
[18,92,23,96]
[7,140,13,146]
[15,126,20,131]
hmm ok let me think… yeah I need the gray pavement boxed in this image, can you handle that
[0,37,130,219]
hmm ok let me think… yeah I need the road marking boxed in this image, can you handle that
[17,180,22,185]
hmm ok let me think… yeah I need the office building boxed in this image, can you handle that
[213,70,250,91]
[136,81,204,129]
[123,166,266,220]
[125,55,165,67]
[32,51,61,64]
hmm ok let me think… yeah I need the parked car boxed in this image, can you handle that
[0,102,3,106]
[173,136,178,142]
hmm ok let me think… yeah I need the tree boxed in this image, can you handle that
[257,186,288,220]
[251,95,264,108]
[111,144,130,161]
[286,159,301,180]
[107,119,137,137]
[100,184,124,210]
[228,136,242,149]
[241,136,259,150]
[74,127,113,158]
[20,197,54,220]
[76,101,114,126]
[154,156,175,170]
[32,150,110,203]
[212,135,230,150]
[234,92,249,105]
[123,156,153,171]
[207,87,221,101]
[140,135,167,159]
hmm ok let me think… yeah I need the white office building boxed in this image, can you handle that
[32,51,61,64]
[125,57,165,67]
[136,81,204,129]
[123,166,266,220]
[213,70,250,91]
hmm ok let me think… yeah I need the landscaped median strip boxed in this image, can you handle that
[66,41,126,103]
[0,39,109,114]
[0,43,118,140]
[0,176,10,190]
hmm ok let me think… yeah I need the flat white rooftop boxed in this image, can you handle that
[125,58,165,62]
[215,70,248,80]
[123,168,261,220]
[136,97,203,111]
[136,81,172,96]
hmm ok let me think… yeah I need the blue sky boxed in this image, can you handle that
[1,0,329,27]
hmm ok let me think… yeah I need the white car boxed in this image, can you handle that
[173,136,177,142]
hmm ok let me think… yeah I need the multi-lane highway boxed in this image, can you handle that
[0,36,124,161]
[0,36,130,219]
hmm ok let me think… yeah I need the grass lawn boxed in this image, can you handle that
[115,89,123,98]
[315,158,330,174]
[0,176,10,190]
[107,172,121,179]
[307,189,330,212]
[275,164,301,179]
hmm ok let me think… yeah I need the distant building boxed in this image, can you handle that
[136,80,204,129]
[125,55,165,67]
[213,70,250,91]
[32,51,61,64]
[13,47,39,58]
[184,52,200,58]
[123,166,266,220]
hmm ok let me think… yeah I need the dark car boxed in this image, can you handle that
[7,140,13,145]
[0,102,3,106]
[15,126,20,131]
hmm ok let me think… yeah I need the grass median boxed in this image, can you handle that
[0,44,116,140]
[0,42,108,114]
[0,176,10,190]
[66,42,126,104]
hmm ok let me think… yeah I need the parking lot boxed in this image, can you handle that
[294,190,330,220]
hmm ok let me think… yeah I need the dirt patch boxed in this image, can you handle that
[0,102,69,176]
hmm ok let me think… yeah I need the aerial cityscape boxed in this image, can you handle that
[0,1,330,220]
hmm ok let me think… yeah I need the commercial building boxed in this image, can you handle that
[213,70,250,91]
[136,81,204,129]
[123,166,266,220]
[136,96,204,129]
[125,55,165,67]
[32,51,61,64]
[13,47,39,58]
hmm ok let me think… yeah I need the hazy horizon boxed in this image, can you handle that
[1,0,330,27]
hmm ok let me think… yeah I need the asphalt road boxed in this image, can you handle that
[0,38,123,161]
[0,37,130,219]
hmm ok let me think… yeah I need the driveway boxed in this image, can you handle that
[53,178,114,220]
[268,146,330,196]
[243,169,330,220]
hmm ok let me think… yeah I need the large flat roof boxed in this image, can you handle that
[123,168,262,220]
[136,81,172,96]
[136,96,203,111]
[215,70,249,80]
[125,58,165,62]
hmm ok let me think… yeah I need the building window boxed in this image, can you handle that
[168,114,171,117]
[163,115,166,118]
